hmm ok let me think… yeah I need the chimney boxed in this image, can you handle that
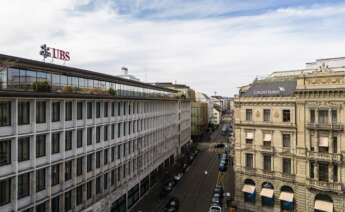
[121,67,128,75]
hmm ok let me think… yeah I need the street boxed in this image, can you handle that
[130,126,234,212]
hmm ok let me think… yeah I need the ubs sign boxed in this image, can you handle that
[39,44,70,61]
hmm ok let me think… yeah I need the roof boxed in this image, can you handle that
[153,82,191,89]
[241,79,297,97]
[0,53,176,93]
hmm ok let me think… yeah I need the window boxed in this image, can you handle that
[77,157,83,176]
[36,101,46,123]
[111,124,115,139]
[282,109,290,122]
[18,172,30,199]
[18,101,30,125]
[36,134,46,158]
[245,132,254,144]
[51,196,60,212]
[18,137,30,162]
[65,160,72,181]
[282,158,291,175]
[96,126,101,143]
[64,191,72,211]
[310,109,315,123]
[87,127,93,145]
[104,102,108,117]
[77,101,83,120]
[318,110,328,124]
[333,136,338,153]
[0,178,10,206]
[65,101,72,121]
[104,125,108,141]
[104,173,108,190]
[333,165,338,182]
[319,163,329,182]
[87,181,92,199]
[65,130,72,151]
[51,164,60,186]
[263,109,271,122]
[310,161,315,178]
[263,155,271,172]
[76,185,83,205]
[104,149,108,165]
[245,109,252,121]
[111,147,115,162]
[96,151,101,168]
[111,102,115,117]
[0,140,11,166]
[332,109,337,123]
[117,145,121,160]
[36,202,46,212]
[118,123,121,138]
[96,176,101,194]
[111,169,116,186]
[96,102,101,118]
[282,134,291,148]
[87,154,93,172]
[51,132,60,154]
[0,101,11,127]
[77,129,83,148]
[87,102,93,119]
[36,168,46,192]
[118,102,121,116]
[245,153,253,169]
[52,102,60,122]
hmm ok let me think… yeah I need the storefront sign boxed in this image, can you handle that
[40,44,70,61]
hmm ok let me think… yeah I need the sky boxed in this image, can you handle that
[1,0,345,96]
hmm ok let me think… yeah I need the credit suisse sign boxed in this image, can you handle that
[39,44,70,61]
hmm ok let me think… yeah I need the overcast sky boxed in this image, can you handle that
[1,0,345,96]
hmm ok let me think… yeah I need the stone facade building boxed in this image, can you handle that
[0,54,191,212]
[234,58,345,212]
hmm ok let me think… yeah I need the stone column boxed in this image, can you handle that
[328,108,332,124]
[329,163,333,183]
[315,108,319,124]
[329,133,333,153]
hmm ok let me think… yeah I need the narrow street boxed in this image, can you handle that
[130,125,234,212]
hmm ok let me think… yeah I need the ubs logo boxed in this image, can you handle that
[39,44,70,61]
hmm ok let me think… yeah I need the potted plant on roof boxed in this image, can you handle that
[32,80,51,92]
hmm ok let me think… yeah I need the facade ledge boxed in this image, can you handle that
[306,151,343,163]
[235,120,296,129]
[306,122,344,131]
[307,178,343,194]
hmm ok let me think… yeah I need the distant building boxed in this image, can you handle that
[117,67,140,81]
[191,102,208,140]
[153,82,195,100]
[211,107,221,126]
[234,57,345,212]
[195,91,213,122]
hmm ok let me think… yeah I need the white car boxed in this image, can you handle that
[173,173,183,181]
[209,205,222,212]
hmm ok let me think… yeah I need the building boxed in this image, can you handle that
[210,107,221,126]
[234,57,345,212]
[0,53,191,212]
[116,67,140,82]
[195,91,213,123]
[152,82,196,100]
[191,102,208,140]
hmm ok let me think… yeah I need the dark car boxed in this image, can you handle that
[165,197,179,212]
[214,185,224,196]
[214,143,225,148]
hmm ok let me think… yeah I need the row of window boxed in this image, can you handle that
[245,131,292,148]
[245,109,291,122]
[0,125,172,166]
[0,100,174,127]
[1,67,173,97]
[245,153,292,175]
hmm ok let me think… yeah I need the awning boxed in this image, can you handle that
[242,184,255,194]
[279,192,294,202]
[314,200,333,212]
[319,137,329,147]
[260,188,274,198]
[246,132,254,139]
[264,134,272,142]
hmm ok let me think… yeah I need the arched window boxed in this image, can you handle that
[314,193,333,212]
[279,186,294,211]
[261,182,274,207]
[242,179,256,203]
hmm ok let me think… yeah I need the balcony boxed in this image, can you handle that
[260,145,275,153]
[235,120,296,128]
[306,122,344,131]
[307,178,343,193]
[307,151,343,163]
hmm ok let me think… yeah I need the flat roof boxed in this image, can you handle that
[0,53,177,93]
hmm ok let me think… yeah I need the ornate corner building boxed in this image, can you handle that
[234,58,345,212]
[0,54,192,212]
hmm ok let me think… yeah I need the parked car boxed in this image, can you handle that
[165,197,179,212]
[173,173,183,182]
[209,204,222,212]
[214,143,225,148]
